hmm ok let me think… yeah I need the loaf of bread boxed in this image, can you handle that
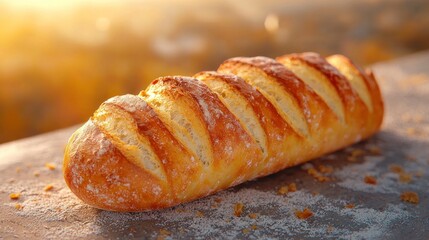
[63,52,383,211]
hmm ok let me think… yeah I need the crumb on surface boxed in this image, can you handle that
[45,163,56,170]
[367,145,382,155]
[399,172,412,184]
[175,208,186,213]
[307,168,331,182]
[389,164,404,173]
[278,182,297,195]
[288,183,297,192]
[295,208,313,220]
[211,198,222,208]
[44,184,54,192]
[318,165,333,174]
[15,203,23,210]
[242,224,258,234]
[347,149,366,162]
[351,149,366,157]
[234,203,244,217]
[277,186,289,195]
[156,228,171,240]
[195,210,204,217]
[401,191,419,204]
[34,171,40,177]
[345,203,355,209]
[364,175,377,185]
[248,213,258,219]
[9,192,20,200]
[347,156,357,162]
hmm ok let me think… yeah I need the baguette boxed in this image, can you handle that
[63,52,383,211]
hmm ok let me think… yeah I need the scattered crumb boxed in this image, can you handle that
[278,183,297,195]
[307,168,331,182]
[295,208,313,220]
[234,203,244,217]
[350,149,365,157]
[242,224,258,234]
[16,167,21,173]
[248,213,258,219]
[288,183,297,192]
[389,164,404,174]
[347,149,366,162]
[156,228,171,240]
[195,210,204,217]
[326,225,334,233]
[45,163,56,170]
[44,184,54,192]
[278,186,289,195]
[399,173,412,184]
[367,146,382,155]
[8,178,15,183]
[34,172,40,177]
[318,165,333,174]
[9,192,21,200]
[211,198,223,208]
[175,208,187,213]
[400,191,419,204]
[15,203,24,210]
[345,203,355,209]
[364,176,377,185]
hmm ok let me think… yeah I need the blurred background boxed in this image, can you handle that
[1,0,429,143]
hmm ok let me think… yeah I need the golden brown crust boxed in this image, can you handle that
[143,76,262,192]
[194,71,299,176]
[63,52,384,211]
[278,52,369,127]
[104,95,202,202]
[64,121,171,211]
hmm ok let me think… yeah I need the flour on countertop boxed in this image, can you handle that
[1,168,415,239]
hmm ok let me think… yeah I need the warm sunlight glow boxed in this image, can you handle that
[96,17,111,32]
[264,13,279,34]
[0,0,428,143]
